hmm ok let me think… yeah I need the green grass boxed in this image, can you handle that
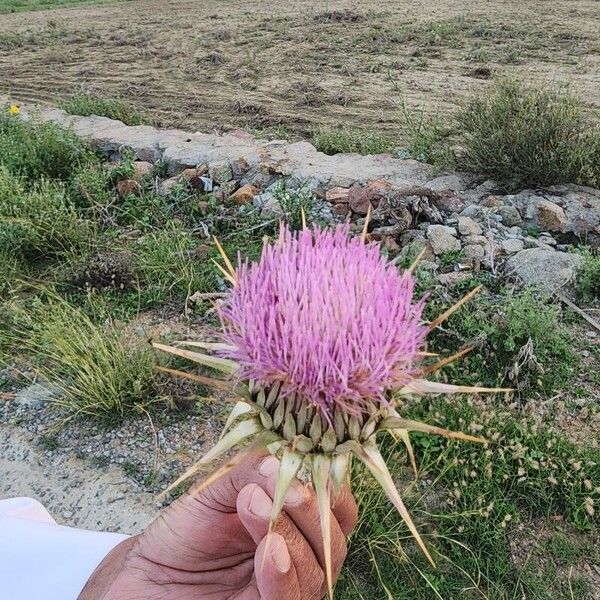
[60,94,148,126]
[7,292,159,422]
[337,397,599,599]
[313,127,396,156]
[458,80,600,189]
[0,0,117,14]
[427,283,579,395]
[575,248,600,304]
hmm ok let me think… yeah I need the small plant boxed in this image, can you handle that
[134,225,212,299]
[313,127,395,156]
[0,113,96,182]
[60,94,148,126]
[12,292,158,422]
[433,286,578,393]
[0,167,89,260]
[575,248,600,304]
[458,79,600,188]
[398,100,454,167]
[271,181,317,230]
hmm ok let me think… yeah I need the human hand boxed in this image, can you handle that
[79,451,358,600]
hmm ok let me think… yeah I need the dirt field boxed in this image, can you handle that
[1,0,598,137]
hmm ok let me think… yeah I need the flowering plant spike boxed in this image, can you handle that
[155,224,510,598]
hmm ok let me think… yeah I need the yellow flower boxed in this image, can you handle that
[9,104,20,115]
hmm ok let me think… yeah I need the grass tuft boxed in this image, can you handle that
[60,93,148,126]
[10,292,158,422]
[458,80,600,189]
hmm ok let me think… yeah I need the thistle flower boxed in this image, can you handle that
[155,224,509,598]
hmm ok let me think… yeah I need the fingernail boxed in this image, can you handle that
[284,481,305,506]
[259,456,279,477]
[259,457,305,506]
[248,486,272,521]
[270,534,291,573]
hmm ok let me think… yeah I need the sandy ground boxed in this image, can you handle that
[0,423,157,534]
[1,0,598,136]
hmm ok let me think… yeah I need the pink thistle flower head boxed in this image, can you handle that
[218,226,426,419]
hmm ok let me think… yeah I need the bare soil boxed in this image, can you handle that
[1,0,598,137]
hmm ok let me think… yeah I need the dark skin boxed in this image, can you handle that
[79,452,358,600]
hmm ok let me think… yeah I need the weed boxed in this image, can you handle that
[430,286,578,394]
[0,114,96,182]
[134,224,213,300]
[398,101,454,167]
[271,181,317,231]
[575,248,600,304]
[458,80,600,189]
[0,167,90,260]
[313,127,395,156]
[60,94,148,125]
[337,396,599,599]
[10,292,158,422]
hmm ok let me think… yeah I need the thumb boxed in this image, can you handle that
[255,533,302,600]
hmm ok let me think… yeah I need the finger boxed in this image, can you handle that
[255,533,302,600]
[238,484,324,600]
[258,457,348,581]
[331,483,359,537]
[237,483,272,545]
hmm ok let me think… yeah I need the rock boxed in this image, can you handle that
[457,216,482,236]
[14,384,54,409]
[501,238,525,254]
[425,173,473,192]
[463,234,488,246]
[537,200,567,232]
[497,205,522,227]
[438,271,472,287]
[482,195,504,208]
[158,176,181,196]
[231,184,260,205]
[180,165,208,189]
[230,158,250,178]
[348,184,381,215]
[261,195,284,218]
[463,244,485,261]
[366,179,393,197]
[538,235,557,247]
[116,179,141,197]
[325,187,350,203]
[131,161,153,182]
[382,235,400,253]
[332,203,349,217]
[433,193,465,215]
[427,225,461,255]
[505,248,582,293]
[398,230,435,263]
[208,161,233,184]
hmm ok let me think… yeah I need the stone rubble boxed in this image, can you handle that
[20,104,600,292]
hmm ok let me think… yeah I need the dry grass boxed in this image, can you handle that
[0,0,598,138]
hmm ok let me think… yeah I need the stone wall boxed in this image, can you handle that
[23,105,600,293]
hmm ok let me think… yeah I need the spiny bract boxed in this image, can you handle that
[155,224,509,598]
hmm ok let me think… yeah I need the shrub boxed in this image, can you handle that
[431,286,578,394]
[458,80,600,188]
[313,127,395,155]
[575,248,600,304]
[398,100,455,167]
[60,94,148,126]
[271,181,318,230]
[11,293,158,422]
[134,225,211,299]
[0,167,89,259]
[0,114,96,182]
